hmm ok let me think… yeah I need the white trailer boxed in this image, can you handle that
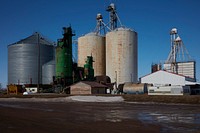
[148,85,190,95]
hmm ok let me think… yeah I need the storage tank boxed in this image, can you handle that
[123,83,149,94]
[78,33,106,76]
[106,28,138,85]
[8,32,55,85]
[42,60,55,84]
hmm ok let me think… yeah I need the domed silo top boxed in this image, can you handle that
[8,32,54,46]
[112,27,136,33]
[83,32,105,37]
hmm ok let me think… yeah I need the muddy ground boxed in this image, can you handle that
[1,94,200,104]
[0,97,200,133]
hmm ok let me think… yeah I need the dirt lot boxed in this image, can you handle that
[0,96,200,133]
[1,94,200,104]
[122,95,200,104]
[0,101,161,133]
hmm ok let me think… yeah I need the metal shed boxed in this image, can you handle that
[70,81,108,95]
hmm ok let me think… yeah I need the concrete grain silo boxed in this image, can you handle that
[78,33,106,76]
[8,32,55,85]
[106,28,138,85]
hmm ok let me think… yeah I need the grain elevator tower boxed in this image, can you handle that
[164,28,196,80]
[78,14,106,76]
[106,3,138,87]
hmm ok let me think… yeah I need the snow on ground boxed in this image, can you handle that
[68,96,124,102]
[0,97,70,102]
[0,96,124,103]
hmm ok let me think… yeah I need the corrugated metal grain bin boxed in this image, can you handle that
[8,32,55,85]
[42,60,55,84]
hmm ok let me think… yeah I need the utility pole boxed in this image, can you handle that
[37,33,40,92]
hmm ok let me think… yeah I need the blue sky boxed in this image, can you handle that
[0,0,200,87]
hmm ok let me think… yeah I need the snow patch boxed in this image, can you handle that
[0,96,124,103]
[69,96,124,102]
[0,97,72,102]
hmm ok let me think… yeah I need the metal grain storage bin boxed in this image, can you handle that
[106,28,138,85]
[78,33,106,76]
[8,32,55,85]
[42,60,55,84]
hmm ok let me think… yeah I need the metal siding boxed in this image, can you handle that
[106,28,138,85]
[141,71,185,86]
[42,60,55,84]
[148,86,187,95]
[56,46,71,77]
[78,33,106,76]
[177,62,195,79]
[123,83,145,94]
[164,61,196,79]
[8,42,54,85]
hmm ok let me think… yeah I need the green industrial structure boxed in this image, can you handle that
[54,26,95,91]
[84,56,94,81]
[56,26,75,86]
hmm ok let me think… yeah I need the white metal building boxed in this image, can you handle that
[140,70,196,86]
[148,86,190,95]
